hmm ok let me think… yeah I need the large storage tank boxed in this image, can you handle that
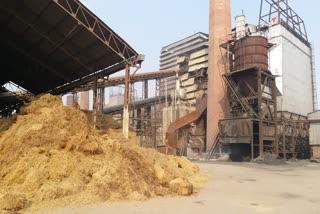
[234,36,268,71]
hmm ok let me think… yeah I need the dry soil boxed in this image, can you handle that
[38,161,320,214]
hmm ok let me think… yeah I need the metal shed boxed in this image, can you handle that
[0,0,138,113]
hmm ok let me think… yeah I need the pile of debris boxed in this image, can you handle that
[253,153,286,165]
[0,94,206,212]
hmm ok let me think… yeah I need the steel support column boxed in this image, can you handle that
[93,77,98,129]
[122,64,130,139]
[272,76,279,156]
[257,70,264,157]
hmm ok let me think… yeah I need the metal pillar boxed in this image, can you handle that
[97,87,105,113]
[79,91,89,110]
[272,77,279,156]
[123,64,130,139]
[137,109,142,130]
[130,83,136,127]
[143,80,148,99]
[257,70,263,157]
[93,77,98,129]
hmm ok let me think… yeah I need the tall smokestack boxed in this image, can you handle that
[207,0,231,150]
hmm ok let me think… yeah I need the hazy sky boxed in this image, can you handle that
[81,0,320,104]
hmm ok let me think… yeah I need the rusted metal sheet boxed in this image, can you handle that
[278,111,310,159]
[234,36,268,71]
[166,96,207,153]
[219,118,252,144]
[263,125,276,137]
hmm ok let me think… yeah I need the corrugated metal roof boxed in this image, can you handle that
[0,0,138,95]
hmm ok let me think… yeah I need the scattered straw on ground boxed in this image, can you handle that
[0,94,207,213]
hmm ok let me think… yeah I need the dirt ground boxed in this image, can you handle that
[37,161,320,214]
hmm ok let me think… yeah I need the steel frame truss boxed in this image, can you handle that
[53,0,138,65]
[278,112,310,159]
[259,0,308,42]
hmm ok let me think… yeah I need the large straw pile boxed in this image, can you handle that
[0,117,16,136]
[0,94,206,212]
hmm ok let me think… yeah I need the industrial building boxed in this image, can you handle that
[36,0,318,161]
[2,0,320,213]
[155,0,317,160]
[159,32,209,97]
[1,0,314,162]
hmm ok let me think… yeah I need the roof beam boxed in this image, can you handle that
[52,0,138,65]
[72,70,186,92]
[50,60,128,95]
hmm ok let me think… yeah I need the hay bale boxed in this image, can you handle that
[169,178,193,196]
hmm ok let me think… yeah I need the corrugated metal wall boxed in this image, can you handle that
[268,24,313,116]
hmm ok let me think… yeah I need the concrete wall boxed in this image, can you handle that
[268,24,313,116]
[66,95,73,107]
[309,111,320,146]
[106,95,124,107]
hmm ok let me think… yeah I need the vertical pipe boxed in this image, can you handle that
[207,0,231,151]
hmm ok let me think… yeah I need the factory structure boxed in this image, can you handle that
[4,0,320,213]
[156,0,318,160]
[1,0,320,161]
